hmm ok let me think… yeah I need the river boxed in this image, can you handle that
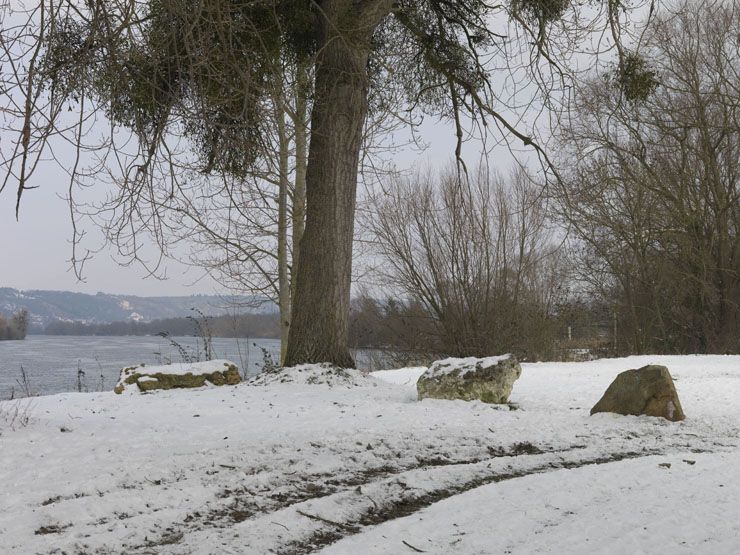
[0,335,280,399]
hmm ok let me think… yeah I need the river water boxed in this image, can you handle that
[0,335,280,399]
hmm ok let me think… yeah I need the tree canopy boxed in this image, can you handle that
[0,0,654,365]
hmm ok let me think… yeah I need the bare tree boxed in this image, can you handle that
[163,59,313,364]
[1,0,653,366]
[556,0,740,353]
[368,165,566,359]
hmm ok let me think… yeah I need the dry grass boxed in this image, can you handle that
[0,398,34,431]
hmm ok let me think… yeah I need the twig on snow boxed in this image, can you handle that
[402,539,426,552]
[295,509,358,532]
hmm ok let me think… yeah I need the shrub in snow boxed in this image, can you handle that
[113,360,241,394]
[0,398,33,431]
[590,365,685,421]
[417,354,521,404]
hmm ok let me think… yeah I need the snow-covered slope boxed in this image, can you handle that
[0,355,738,554]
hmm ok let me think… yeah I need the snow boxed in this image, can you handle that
[371,366,427,386]
[423,354,513,378]
[247,363,377,387]
[120,359,238,378]
[323,450,740,554]
[0,355,738,554]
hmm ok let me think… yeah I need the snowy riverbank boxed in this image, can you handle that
[1,355,738,553]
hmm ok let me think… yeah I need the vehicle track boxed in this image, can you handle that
[278,448,663,555]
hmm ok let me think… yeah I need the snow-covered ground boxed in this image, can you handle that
[0,355,738,554]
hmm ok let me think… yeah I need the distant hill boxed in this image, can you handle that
[44,312,279,338]
[0,288,276,328]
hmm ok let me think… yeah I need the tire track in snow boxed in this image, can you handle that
[40,430,728,553]
[161,441,570,536]
[27,436,557,554]
[171,446,664,555]
[278,449,663,555]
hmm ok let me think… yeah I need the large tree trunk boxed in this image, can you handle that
[284,3,378,367]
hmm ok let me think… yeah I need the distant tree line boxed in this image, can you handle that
[0,309,30,340]
[348,295,614,364]
[44,313,280,339]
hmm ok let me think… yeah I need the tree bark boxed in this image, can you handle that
[285,2,381,367]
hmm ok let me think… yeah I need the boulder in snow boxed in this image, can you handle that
[590,365,685,421]
[417,354,521,404]
[114,360,241,394]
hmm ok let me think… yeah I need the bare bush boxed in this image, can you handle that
[0,399,34,431]
[368,166,566,360]
[9,366,36,399]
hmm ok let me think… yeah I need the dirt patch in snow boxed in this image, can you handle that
[34,523,71,535]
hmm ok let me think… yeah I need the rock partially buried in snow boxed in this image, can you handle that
[590,364,685,421]
[417,354,521,404]
[113,360,241,394]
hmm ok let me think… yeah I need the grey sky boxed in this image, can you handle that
[1,201,213,296]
